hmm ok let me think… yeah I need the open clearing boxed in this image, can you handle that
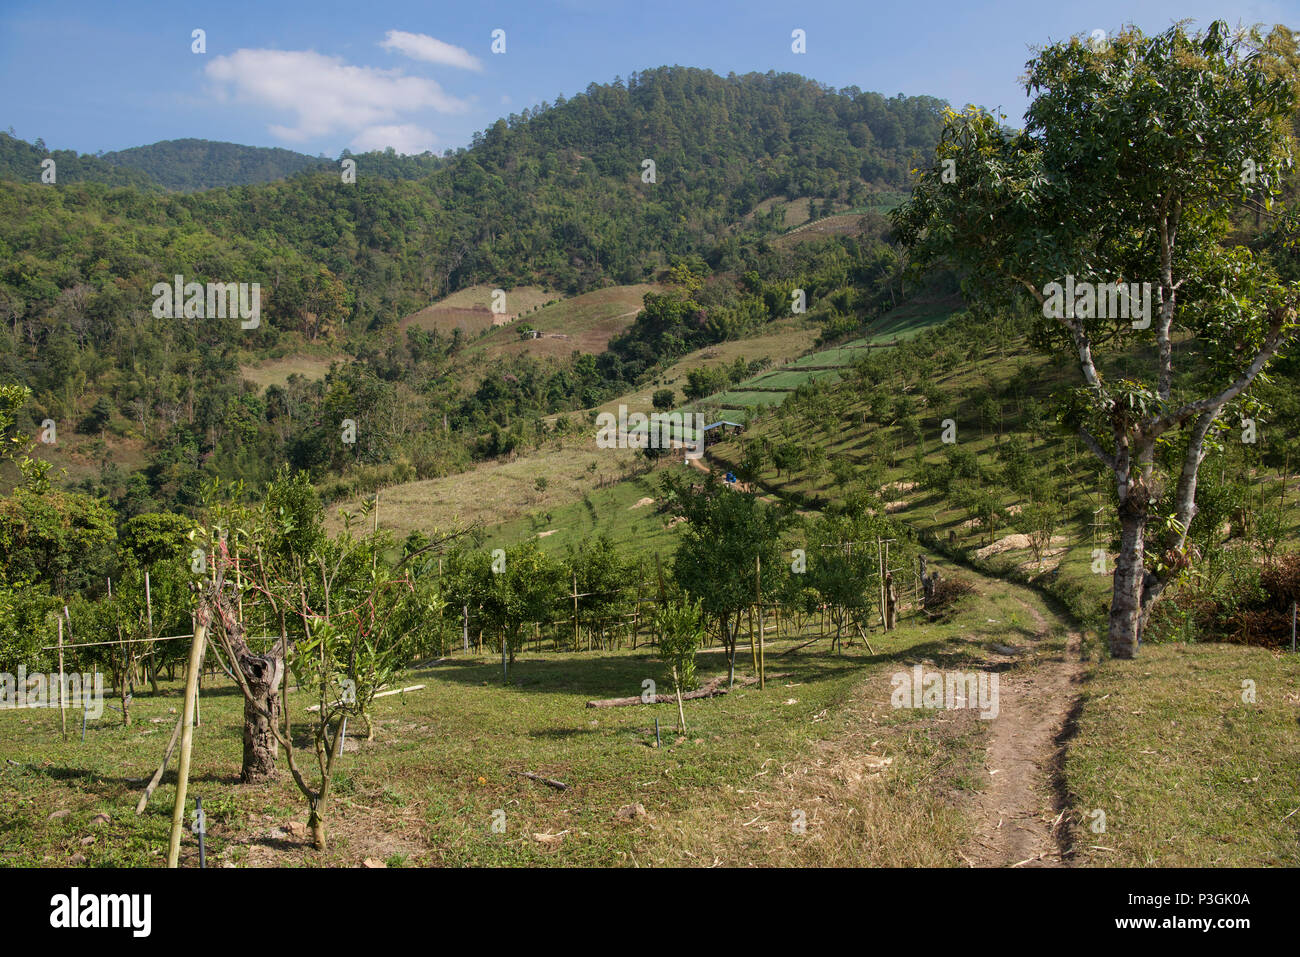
[328,434,644,540]
[458,283,664,362]
[239,353,341,391]
[0,565,1084,868]
[400,285,560,337]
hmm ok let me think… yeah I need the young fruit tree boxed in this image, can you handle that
[200,477,432,850]
[893,22,1300,657]
[654,598,703,732]
[661,470,792,681]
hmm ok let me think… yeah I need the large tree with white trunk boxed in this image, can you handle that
[894,22,1300,657]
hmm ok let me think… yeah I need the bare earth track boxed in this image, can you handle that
[965,597,1085,867]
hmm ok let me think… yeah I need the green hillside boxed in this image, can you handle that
[99,138,332,190]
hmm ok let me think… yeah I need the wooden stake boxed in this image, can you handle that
[632,560,644,650]
[572,573,580,653]
[167,616,207,868]
[57,617,66,738]
[756,555,765,690]
[748,602,758,674]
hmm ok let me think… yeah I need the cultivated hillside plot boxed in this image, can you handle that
[460,284,664,361]
[401,285,560,337]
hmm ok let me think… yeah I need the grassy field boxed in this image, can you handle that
[480,467,681,560]
[6,560,1288,868]
[0,565,1058,868]
[239,352,341,391]
[328,433,644,540]
[1066,641,1300,866]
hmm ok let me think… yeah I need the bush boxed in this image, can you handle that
[1149,549,1299,648]
[655,598,703,692]
[925,576,975,616]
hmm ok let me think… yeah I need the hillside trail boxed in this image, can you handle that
[962,579,1085,867]
[682,453,1087,865]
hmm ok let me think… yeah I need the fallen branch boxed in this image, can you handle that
[305,684,426,713]
[777,635,824,658]
[136,713,185,815]
[513,770,568,791]
[409,656,449,669]
[854,623,878,656]
[586,673,790,708]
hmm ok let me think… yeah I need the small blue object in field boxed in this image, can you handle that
[725,472,736,483]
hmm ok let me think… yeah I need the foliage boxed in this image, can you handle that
[655,598,703,692]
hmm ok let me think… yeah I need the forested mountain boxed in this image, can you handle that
[98,139,332,191]
[0,66,946,517]
[0,132,450,192]
[0,131,160,190]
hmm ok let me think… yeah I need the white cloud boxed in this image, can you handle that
[380,30,483,71]
[351,124,437,155]
[205,48,468,143]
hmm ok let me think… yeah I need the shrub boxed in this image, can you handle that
[925,576,975,616]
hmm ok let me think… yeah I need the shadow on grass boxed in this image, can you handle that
[409,643,869,700]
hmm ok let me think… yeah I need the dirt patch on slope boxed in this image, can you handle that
[964,597,1084,867]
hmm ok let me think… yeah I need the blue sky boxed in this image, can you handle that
[2,0,1295,157]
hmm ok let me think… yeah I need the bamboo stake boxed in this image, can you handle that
[57,617,66,738]
[136,714,184,814]
[672,665,686,733]
[167,616,208,868]
[749,602,758,673]
[572,573,580,652]
[756,555,765,690]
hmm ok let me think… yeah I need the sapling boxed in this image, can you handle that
[655,598,703,732]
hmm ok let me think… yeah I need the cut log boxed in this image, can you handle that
[585,673,789,708]
[513,770,568,791]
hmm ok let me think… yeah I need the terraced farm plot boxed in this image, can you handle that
[682,296,962,414]
[747,368,844,389]
[594,321,820,419]
[786,345,876,368]
[704,390,789,411]
[862,296,963,342]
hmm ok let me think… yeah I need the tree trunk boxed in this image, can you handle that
[240,652,283,783]
[1108,499,1147,659]
[309,808,326,850]
[672,665,686,733]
